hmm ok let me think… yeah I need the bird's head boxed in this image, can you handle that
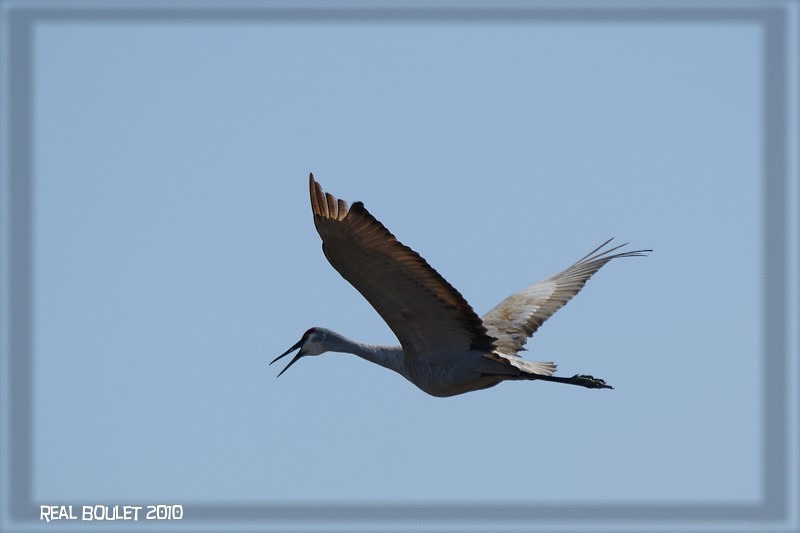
[270,327,330,377]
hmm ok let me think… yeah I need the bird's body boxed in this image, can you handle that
[272,174,650,397]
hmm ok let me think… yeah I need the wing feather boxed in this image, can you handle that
[309,174,496,361]
[482,239,650,356]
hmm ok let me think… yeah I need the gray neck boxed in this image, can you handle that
[324,331,406,376]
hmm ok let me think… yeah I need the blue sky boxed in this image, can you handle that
[30,18,763,505]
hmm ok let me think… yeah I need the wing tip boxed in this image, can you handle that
[308,173,349,221]
[582,238,652,262]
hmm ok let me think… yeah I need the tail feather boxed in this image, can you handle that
[504,355,557,376]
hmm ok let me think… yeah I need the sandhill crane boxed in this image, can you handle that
[271,174,650,397]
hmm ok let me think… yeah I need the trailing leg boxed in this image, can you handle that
[528,373,613,389]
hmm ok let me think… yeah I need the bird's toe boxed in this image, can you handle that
[571,374,613,390]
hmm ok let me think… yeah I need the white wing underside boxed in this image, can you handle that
[481,239,649,361]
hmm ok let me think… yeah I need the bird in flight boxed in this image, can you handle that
[272,174,649,397]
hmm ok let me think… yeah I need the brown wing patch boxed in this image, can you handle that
[308,174,496,360]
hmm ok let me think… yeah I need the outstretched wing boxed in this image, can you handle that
[482,239,650,356]
[308,174,496,361]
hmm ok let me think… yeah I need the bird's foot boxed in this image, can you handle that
[571,374,613,390]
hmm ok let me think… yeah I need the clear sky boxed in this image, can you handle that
[31,17,763,507]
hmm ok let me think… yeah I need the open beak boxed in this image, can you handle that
[270,339,305,378]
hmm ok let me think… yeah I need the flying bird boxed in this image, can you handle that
[272,174,650,397]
